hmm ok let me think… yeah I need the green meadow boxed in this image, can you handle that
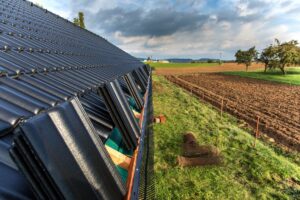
[223,67,300,85]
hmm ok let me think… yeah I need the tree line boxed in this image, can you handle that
[235,39,300,74]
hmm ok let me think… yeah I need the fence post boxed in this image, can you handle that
[253,116,260,148]
[220,98,224,118]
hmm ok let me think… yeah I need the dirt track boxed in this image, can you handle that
[166,74,300,151]
[156,63,264,75]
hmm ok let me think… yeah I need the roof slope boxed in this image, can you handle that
[0,0,149,199]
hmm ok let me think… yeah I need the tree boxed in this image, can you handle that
[275,39,300,74]
[73,12,85,29]
[260,44,277,72]
[73,17,79,26]
[260,39,300,74]
[235,46,258,71]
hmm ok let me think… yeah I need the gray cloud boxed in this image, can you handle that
[217,7,263,23]
[92,8,209,37]
[91,1,267,38]
[36,0,300,59]
[247,0,269,9]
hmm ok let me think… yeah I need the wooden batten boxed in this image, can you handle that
[105,146,132,170]
[124,144,139,200]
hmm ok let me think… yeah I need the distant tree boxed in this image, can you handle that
[260,44,277,72]
[73,17,79,26]
[78,12,85,28]
[275,39,300,74]
[235,46,258,71]
[260,39,300,74]
[218,60,223,65]
[73,12,85,29]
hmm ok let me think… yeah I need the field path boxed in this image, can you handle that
[166,73,300,151]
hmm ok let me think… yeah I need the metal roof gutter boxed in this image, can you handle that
[125,70,153,200]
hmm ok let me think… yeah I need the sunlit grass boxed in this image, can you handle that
[223,67,300,85]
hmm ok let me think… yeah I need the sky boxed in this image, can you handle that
[30,0,300,60]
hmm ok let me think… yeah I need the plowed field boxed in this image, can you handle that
[156,62,264,75]
[166,74,300,151]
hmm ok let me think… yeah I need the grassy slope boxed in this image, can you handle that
[223,67,300,85]
[147,62,218,68]
[153,75,300,200]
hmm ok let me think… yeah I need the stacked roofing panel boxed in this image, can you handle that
[0,0,152,199]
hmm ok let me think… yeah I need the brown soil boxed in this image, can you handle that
[156,62,264,75]
[166,74,300,152]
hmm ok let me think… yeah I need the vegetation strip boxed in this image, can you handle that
[223,67,300,85]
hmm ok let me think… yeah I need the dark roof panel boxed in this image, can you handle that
[0,77,59,106]
[0,0,150,199]
[11,98,126,199]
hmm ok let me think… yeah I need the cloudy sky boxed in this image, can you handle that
[30,0,300,60]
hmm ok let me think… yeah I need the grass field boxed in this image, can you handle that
[223,67,300,85]
[153,75,300,200]
[147,62,218,68]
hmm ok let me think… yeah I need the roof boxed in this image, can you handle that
[0,0,150,199]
